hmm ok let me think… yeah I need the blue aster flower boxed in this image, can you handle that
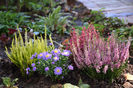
[62,50,71,56]
[54,67,62,75]
[44,52,52,60]
[33,67,36,71]
[45,67,49,71]
[53,56,59,61]
[26,67,30,75]
[37,53,44,59]
[51,49,61,56]
[31,63,35,67]
[30,53,37,59]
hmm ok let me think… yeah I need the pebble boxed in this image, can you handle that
[123,82,133,88]
[0,56,2,60]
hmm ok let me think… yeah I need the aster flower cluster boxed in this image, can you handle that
[69,24,130,81]
[26,49,73,80]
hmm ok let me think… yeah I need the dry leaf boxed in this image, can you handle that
[123,73,133,80]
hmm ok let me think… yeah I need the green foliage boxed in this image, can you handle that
[24,0,57,14]
[5,27,54,75]
[78,78,90,88]
[83,10,105,23]
[1,77,18,88]
[0,0,59,14]
[74,23,105,36]
[104,17,124,30]
[32,6,71,34]
[83,60,128,82]
[113,26,133,40]
[0,11,30,35]
[113,26,133,48]
[82,10,125,35]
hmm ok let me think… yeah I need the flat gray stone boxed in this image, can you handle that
[127,16,133,24]
[78,0,133,24]
[0,56,2,60]
[105,13,133,17]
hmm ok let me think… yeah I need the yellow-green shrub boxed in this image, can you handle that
[5,27,54,76]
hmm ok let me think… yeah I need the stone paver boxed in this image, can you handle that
[78,0,133,24]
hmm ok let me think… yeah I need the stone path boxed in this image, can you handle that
[78,0,133,24]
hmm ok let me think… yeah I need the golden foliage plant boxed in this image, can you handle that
[5,27,54,76]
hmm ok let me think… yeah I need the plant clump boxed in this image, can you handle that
[69,24,130,81]
[26,49,74,80]
[5,27,54,76]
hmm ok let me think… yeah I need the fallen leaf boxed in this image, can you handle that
[123,73,133,80]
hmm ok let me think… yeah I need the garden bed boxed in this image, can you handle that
[0,0,133,88]
[1,52,133,88]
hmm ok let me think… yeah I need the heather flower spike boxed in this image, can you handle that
[103,65,108,74]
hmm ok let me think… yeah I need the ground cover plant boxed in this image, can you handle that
[0,0,59,14]
[81,10,126,37]
[27,49,74,81]
[0,11,30,35]
[69,24,131,82]
[0,77,18,88]
[82,10,125,29]
[0,11,31,44]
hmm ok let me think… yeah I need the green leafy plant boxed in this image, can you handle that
[27,49,73,80]
[5,27,54,75]
[78,78,90,88]
[112,26,133,57]
[1,77,18,88]
[113,26,133,40]
[0,0,59,14]
[73,23,105,36]
[83,10,105,23]
[82,10,125,36]
[33,6,71,35]
[0,11,30,35]
[28,0,58,14]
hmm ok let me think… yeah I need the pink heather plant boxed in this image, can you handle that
[69,24,130,81]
